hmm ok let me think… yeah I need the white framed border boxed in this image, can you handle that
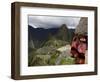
[20,6,95,75]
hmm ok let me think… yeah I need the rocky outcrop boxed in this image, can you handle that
[75,17,88,34]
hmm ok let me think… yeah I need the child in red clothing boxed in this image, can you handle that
[70,35,87,64]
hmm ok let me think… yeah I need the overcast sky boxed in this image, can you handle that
[28,15,80,29]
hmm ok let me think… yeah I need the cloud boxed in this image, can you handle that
[28,15,80,29]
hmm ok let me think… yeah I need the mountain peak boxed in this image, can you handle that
[60,24,68,29]
[58,24,68,33]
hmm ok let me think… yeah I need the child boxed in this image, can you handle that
[70,35,87,64]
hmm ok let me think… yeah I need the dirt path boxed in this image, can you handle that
[55,45,72,65]
[57,45,71,57]
[57,45,71,52]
